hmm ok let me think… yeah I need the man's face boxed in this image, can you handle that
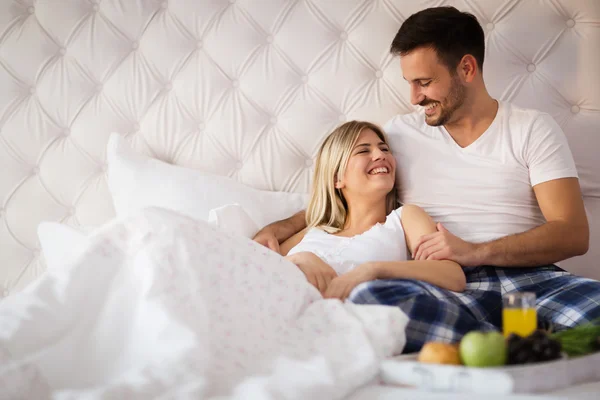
[400,47,466,126]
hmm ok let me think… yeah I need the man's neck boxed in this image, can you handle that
[338,198,388,237]
[444,92,499,148]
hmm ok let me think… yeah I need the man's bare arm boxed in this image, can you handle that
[474,177,589,266]
[415,178,589,267]
[252,210,307,253]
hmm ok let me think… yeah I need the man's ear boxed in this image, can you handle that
[458,54,477,83]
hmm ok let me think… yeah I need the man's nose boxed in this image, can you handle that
[411,86,424,105]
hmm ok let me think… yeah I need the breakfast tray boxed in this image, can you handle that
[379,351,600,394]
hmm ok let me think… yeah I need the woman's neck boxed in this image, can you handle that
[337,197,388,237]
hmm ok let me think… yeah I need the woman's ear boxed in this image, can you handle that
[334,173,344,189]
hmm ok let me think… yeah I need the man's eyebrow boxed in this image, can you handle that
[402,76,433,82]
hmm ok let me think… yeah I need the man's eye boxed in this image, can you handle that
[420,81,431,87]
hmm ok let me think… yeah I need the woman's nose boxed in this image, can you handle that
[372,148,385,160]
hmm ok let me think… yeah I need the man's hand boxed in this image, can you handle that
[285,252,337,294]
[253,227,280,254]
[413,223,482,267]
[252,210,308,255]
[324,263,378,300]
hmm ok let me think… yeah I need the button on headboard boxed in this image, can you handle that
[0,0,599,295]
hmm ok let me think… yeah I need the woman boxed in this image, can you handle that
[281,121,466,300]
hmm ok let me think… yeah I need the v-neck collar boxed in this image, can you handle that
[439,100,502,152]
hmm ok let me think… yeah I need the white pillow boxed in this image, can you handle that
[37,222,89,271]
[106,133,308,229]
[208,204,259,238]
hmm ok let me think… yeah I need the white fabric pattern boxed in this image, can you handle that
[0,207,408,399]
[0,1,599,294]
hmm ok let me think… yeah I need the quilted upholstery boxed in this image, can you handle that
[1,0,599,296]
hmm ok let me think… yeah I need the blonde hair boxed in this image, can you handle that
[306,120,398,233]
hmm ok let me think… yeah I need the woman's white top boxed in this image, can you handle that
[287,207,409,275]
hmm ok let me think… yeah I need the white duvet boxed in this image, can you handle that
[0,207,408,399]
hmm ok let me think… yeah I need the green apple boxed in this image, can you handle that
[459,331,506,367]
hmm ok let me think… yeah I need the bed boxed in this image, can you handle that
[1,0,599,398]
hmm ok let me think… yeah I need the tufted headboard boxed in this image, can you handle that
[1,0,599,296]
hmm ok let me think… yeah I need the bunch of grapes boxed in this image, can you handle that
[507,330,562,365]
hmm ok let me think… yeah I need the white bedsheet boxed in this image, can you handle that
[0,207,408,399]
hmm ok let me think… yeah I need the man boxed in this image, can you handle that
[253,6,600,352]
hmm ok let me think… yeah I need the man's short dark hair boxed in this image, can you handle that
[390,6,485,73]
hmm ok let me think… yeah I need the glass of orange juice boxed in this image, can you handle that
[502,292,537,337]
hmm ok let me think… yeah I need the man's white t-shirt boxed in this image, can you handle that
[384,100,578,244]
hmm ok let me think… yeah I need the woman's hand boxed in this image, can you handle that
[324,262,378,300]
[285,252,338,294]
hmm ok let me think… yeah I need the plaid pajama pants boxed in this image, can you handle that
[348,265,600,353]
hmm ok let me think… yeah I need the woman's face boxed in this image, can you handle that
[335,128,396,199]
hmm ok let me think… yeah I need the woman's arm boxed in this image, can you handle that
[280,227,308,256]
[285,251,338,294]
[398,204,466,291]
[324,257,466,300]
[371,259,466,292]
[401,204,441,256]
[324,204,468,300]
